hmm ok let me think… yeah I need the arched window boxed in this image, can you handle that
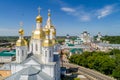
[36,44,38,51]
[49,51,51,57]
[18,50,19,56]
[45,51,47,57]
[31,44,33,51]
[22,50,24,56]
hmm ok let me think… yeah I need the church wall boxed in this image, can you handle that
[42,47,54,63]
[16,46,27,63]
[29,40,34,53]
[54,54,61,80]
[32,39,42,55]
[32,40,36,54]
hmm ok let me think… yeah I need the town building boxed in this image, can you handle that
[64,31,92,46]
[91,42,120,51]
[0,50,15,63]
[80,31,92,43]
[96,32,102,42]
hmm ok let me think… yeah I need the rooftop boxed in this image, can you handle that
[0,50,16,56]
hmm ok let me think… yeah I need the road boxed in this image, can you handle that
[62,63,116,80]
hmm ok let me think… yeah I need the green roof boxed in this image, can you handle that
[68,44,74,46]
[0,50,16,56]
[70,48,83,54]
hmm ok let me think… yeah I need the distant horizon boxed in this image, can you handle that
[0,0,120,36]
[0,34,120,37]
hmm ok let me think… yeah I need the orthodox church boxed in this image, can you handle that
[0,8,60,80]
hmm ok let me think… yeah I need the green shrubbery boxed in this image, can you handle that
[69,49,120,79]
[101,36,120,44]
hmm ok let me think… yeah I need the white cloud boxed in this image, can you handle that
[97,5,114,19]
[80,15,91,21]
[61,4,116,21]
[61,7,76,12]
[61,7,91,22]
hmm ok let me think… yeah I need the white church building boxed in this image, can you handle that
[1,8,60,80]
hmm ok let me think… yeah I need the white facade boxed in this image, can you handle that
[0,56,13,63]
[42,46,54,63]
[29,39,42,55]
[65,39,71,45]
[96,32,102,42]
[16,46,27,63]
[3,9,60,80]
[81,31,91,43]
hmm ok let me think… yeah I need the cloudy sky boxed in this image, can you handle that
[0,0,120,36]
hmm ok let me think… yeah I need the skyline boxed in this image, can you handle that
[0,0,120,36]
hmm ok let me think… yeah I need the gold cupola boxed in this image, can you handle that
[36,15,42,23]
[45,9,55,29]
[16,28,27,46]
[32,7,45,40]
[32,28,45,39]
[42,28,53,47]
[52,29,56,45]
[52,38,56,45]
[36,7,42,23]
[52,28,56,35]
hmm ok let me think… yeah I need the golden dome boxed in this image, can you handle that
[19,28,24,35]
[48,12,51,17]
[36,15,42,23]
[49,25,54,29]
[42,39,53,47]
[32,28,45,39]
[44,28,50,35]
[42,28,52,47]
[52,39,56,45]
[16,28,27,46]
[16,39,27,46]
[52,29,56,35]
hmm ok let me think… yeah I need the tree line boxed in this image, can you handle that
[101,36,120,44]
[69,49,120,79]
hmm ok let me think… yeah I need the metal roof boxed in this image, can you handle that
[5,66,53,80]
[70,48,83,53]
[0,50,15,56]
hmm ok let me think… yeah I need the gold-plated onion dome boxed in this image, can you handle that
[45,28,50,35]
[16,28,27,46]
[32,28,45,39]
[52,38,56,45]
[52,29,56,35]
[42,28,52,47]
[16,39,27,46]
[48,12,51,17]
[19,28,24,35]
[49,25,55,29]
[42,39,53,47]
[45,9,55,29]
[36,15,42,23]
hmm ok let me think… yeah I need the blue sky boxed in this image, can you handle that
[0,0,120,36]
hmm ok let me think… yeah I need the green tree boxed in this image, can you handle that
[112,65,120,79]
